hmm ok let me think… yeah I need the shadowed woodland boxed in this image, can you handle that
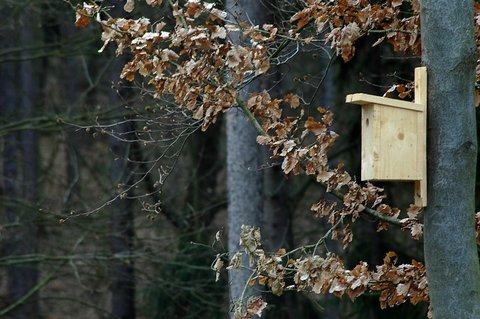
[1,1,480,318]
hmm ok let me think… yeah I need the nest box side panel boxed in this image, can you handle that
[363,105,421,181]
[414,66,427,207]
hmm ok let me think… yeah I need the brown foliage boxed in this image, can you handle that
[75,0,480,317]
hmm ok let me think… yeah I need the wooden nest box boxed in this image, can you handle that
[346,67,427,207]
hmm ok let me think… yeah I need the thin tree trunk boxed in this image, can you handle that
[189,124,221,228]
[18,10,39,317]
[264,164,291,252]
[421,1,480,317]
[262,20,294,256]
[226,106,263,308]
[110,120,136,319]
[226,1,268,314]
[108,3,136,312]
[60,17,83,205]
[1,9,40,319]
[109,84,136,319]
[263,70,291,254]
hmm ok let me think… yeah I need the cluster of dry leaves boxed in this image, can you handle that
[290,0,420,61]
[75,0,480,318]
[251,89,424,246]
[214,226,429,318]
[77,0,274,131]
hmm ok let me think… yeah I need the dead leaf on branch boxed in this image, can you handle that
[210,25,226,39]
[88,1,442,314]
[246,296,267,317]
[284,93,301,109]
[212,254,224,282]
[75,12,90,28]
[227,252,243,270]
[409,223,423,239]
[391,0,403,8]
[124,0,135,12]
[145,0,163,6]
[305,116,326,135]
[239,225,262,266]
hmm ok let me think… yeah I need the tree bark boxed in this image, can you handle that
[108,4,136,313]
[110,121,136,319]
[1,8,40,319]
[226,107,263,307]
[226,0,269,313]
[109,87,136,318]
[264,164,291,252]
[421,1,480,317]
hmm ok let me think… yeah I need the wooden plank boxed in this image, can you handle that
[347,67,427,206]
[346,93,423,112]
[414,67,427,207]
[361,105,376,180]
[362,105,421,181]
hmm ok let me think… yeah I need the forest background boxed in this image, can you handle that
[1,0,478,318]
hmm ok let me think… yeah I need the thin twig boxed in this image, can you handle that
[237,98,403,227]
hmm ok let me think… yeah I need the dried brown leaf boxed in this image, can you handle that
[246,297,267,317]
[146,0,163,6]
[124,0,135,12]
[75,10,90,28]
[284,93,300,108]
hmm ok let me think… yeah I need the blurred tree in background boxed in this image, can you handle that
[2,1,479,319]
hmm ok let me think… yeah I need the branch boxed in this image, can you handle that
[129,137,188,229]
[325,186,402,227]
[0,109,137,136]
[236,97,266,136]
[235,98,403,228]
[0,273,54,316]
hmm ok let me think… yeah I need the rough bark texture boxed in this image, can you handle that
[421,1,480,317]
[226,0,269,312]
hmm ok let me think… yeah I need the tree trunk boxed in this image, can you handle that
[226,0,269,313]
[110,120,136,319]
[108,4,136,312]
[226,107,263,308]
[421,1,480,317]
[263,59,292,255]
[109,89,136,318]
[264,164,291,252]
[1,9,40,319]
